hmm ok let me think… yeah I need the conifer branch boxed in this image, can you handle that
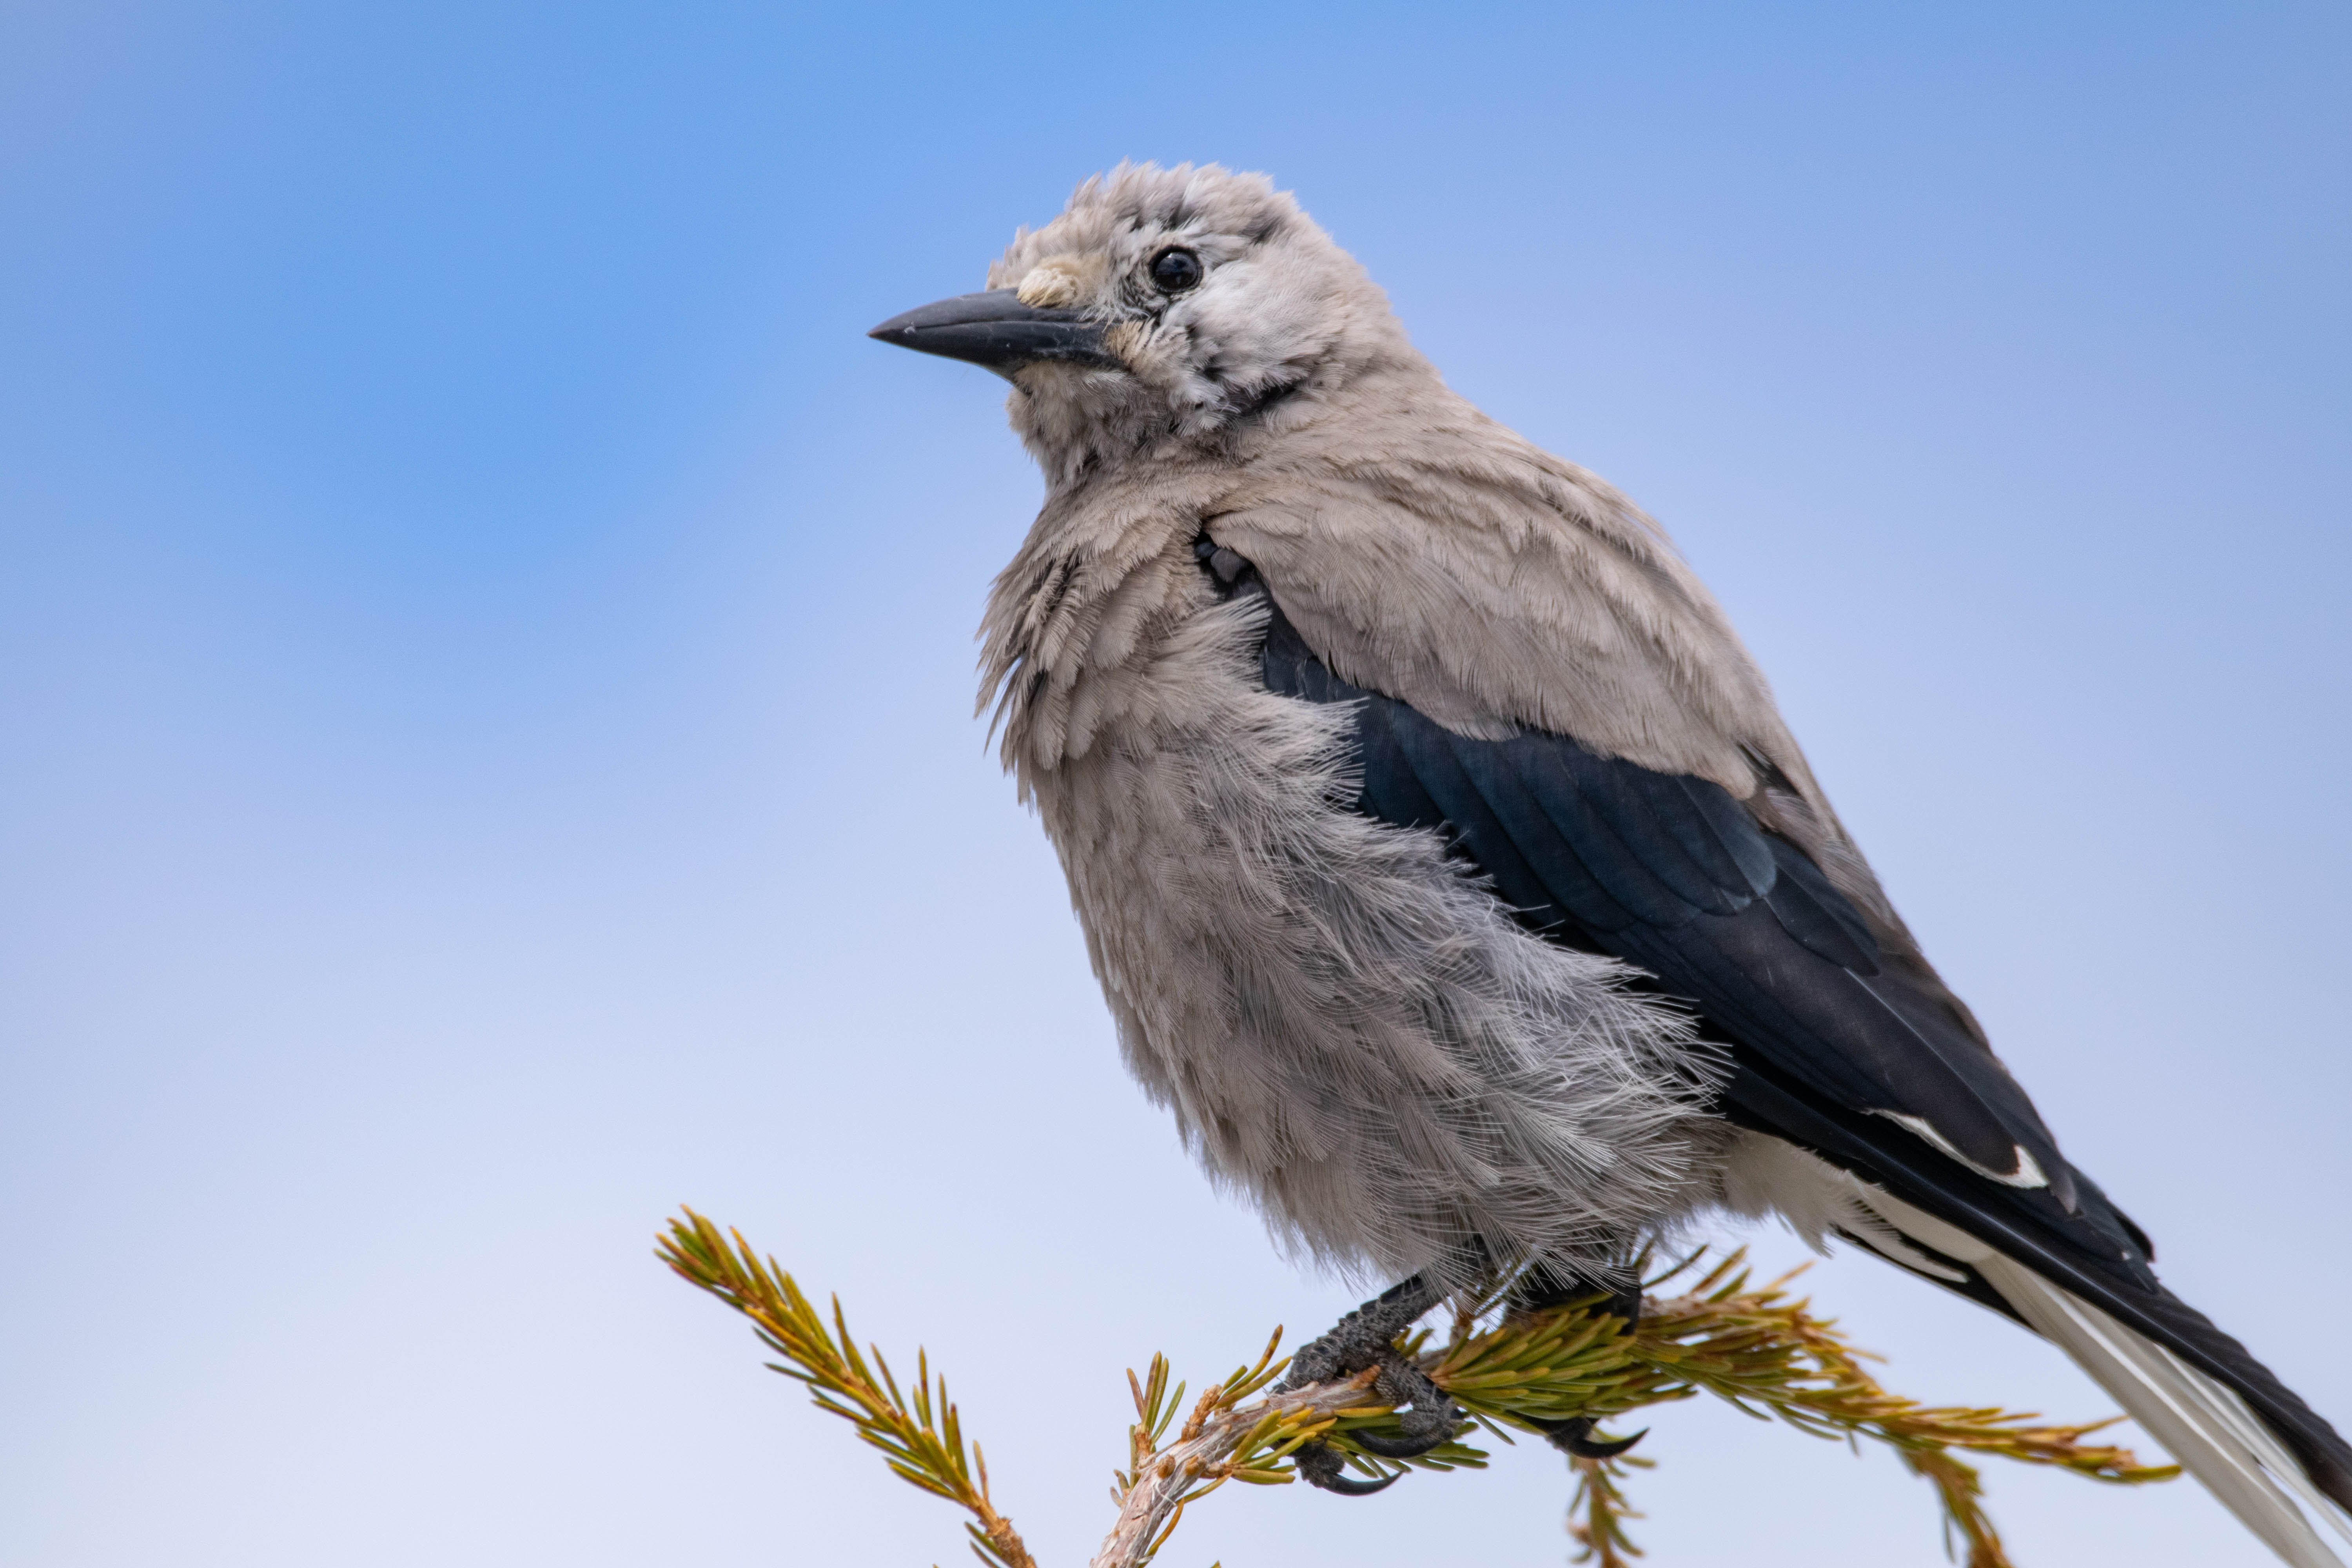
[660,1209,2176,1568]
[659,1210,1038,1568]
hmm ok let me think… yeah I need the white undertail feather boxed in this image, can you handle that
[1973,1269,2352,1568]
[1723,1135,2348,1565]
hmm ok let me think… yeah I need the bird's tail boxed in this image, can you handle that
[1846,1183,2352,1568]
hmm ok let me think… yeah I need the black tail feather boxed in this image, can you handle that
[1724,1056,2352,1514]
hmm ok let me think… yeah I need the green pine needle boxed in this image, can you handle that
[660,1208,2176,1568]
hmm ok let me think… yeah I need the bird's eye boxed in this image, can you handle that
[1150,247,1204,294]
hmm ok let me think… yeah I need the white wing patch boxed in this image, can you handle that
[1873,1109,2049,1189]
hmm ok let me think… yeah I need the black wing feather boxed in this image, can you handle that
[1268,601,2056,1187]
[1254,592,2352,1504]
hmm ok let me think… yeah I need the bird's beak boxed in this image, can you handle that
[867,289,1117,378]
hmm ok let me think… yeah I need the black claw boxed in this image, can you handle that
[1296,1440,1403,1496]
[1537,1416,1649,1459]
[1572,1426,1648,1459]
[1361,1358,1464,1456]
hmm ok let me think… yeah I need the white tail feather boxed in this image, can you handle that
[1841,1182,2350,1568]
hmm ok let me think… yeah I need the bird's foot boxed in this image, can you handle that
[1279,1274,1464,1494]
[1278,1274,1446,1390]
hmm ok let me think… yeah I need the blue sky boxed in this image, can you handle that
[4,4,2347,1564]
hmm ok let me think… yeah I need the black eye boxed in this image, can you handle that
[1150,247,1203,294]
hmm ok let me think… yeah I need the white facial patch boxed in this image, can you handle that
[1015,261,1084,309]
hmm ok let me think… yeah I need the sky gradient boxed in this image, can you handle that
[4,4,2348,1564]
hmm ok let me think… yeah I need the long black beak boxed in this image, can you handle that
[867,289,1117,377]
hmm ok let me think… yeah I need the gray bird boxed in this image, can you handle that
[869,163,2352,1563]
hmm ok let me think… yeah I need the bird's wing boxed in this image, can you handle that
[1256,599,2090,1227]
[1241,569,2352,1528]
[1206,437,1797,798]
[1208,440,1936,969]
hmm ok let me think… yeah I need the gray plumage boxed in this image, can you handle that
[871,161,2352,1563]
[991,561,1722,1290]
[978,163,1915,1280]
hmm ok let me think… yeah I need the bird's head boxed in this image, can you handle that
[869,163,1423,483]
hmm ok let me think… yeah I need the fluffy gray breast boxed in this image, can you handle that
[984,521,1726,1290]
